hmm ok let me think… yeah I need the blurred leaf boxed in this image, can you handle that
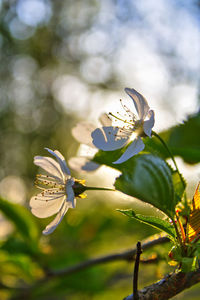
[118,209,176,241]
[114,154,179,218]
[181,256,198,272]
[144,113,200,164]
[161,112,200,164]
[0,197,39,252]
[0,236,35,256]
[0,250,39,278]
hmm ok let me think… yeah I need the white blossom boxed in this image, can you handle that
[91,88,155,164]
[70,114,111,172]
[30,148,85,235]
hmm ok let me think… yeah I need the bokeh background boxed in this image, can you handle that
[0,0,200,299]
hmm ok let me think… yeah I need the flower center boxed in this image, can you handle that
[108,98,140,133]
[106,99,144,141]
[72,179,87,197]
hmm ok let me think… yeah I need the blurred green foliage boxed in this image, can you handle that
[0,0,200,299]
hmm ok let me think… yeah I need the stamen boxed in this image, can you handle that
[108,112,133,126]
[36,174,63,184]
[34,193,65,202]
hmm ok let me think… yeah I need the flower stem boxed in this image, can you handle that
[171,218,184,249]
[85,186,115,192]
[175,210,186,243]
[152,131,186,192]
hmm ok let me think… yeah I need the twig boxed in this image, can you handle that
[124,269,200,300]
[10,235,169,300]
[133,242,142,300]
[46,235,168,278]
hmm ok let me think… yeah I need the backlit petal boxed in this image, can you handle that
[113,137,145,164]
[99,113,112,126]
[34,156,63,181]
[125,88,150,120]
[72,122,96,148]
[42,201,69,235]
[45,148,71,176]
[92,126,129,151]
[30,194,65,218]
[68,157,100,172]
[66,181,75,208]
[143,110,155,137]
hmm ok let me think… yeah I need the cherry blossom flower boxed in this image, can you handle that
[91,88,155,164]
[70,114,111,172]
[30,148,86,235]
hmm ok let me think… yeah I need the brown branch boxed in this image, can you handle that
[10,235,168,300]
[46,235,169,278]
[124,269,200,300]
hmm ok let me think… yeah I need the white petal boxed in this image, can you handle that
[113,137,145,164]
[72,122,96,148]
[45,148,71,176]
[66,181,75,208]
[91,126,129,151]
[68,157,100,172]
[143,110,155,137]
[30,194,65,218]
[42,201,69,235]
[99,113,112,126]
[125,88,150,120]
[34,156,63,181]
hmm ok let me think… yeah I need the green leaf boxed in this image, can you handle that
[115,154,178,217]
[144,113,200,164]
[181,256,198,272]
[159,113,200,164]
[93,148,125,171]
[118,209,176,240]
[172,171,186,203]
[0,197,39,252]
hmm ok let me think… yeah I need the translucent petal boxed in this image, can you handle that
[72,122,96,148]
[30,194,65,218]
[66,181,75,208]
[125,88,150,120]
[34,156,63,181]
[92,126,129,151]
[42,201,69,235]
[113,137,145,164]
[68,157,100,172]
[45,148,71,176]
[143,110,155,137]
[99,113,112,126]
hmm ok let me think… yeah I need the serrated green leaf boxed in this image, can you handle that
[118,209,176,240]
[115,154,178,218]
[172,171,186,203]
[0,197,39,252]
